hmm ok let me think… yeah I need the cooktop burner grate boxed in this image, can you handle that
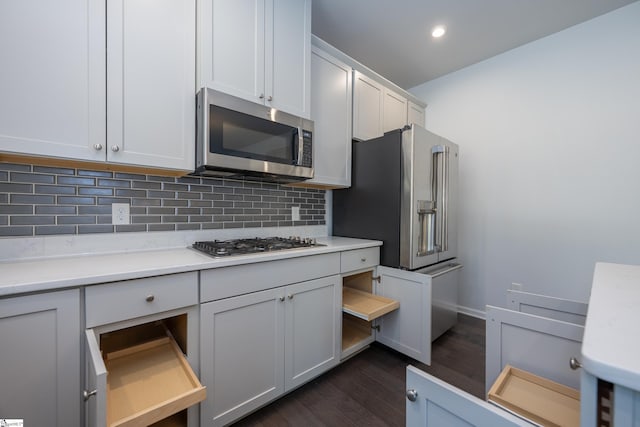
[192,236,323,257]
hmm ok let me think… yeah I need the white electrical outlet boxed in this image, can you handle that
[112,203,130,225]
[511,282,523,291]
[291,206,300,221]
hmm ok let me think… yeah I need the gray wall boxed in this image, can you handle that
[410,2,640,315]
[0,162,325,237]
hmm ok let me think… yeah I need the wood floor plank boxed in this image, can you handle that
[231,314,485,426]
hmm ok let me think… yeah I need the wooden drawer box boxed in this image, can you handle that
[340,247,379,273]
[488,365,580,427]
[86,315,205,427]
[86,272,198,328]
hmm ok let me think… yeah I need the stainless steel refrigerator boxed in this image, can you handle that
[333,124,462,340]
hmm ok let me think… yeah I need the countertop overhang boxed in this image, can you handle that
[581,262,640,391]
[0,236,382,297]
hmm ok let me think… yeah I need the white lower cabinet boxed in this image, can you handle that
[340,262,432,365]
[0,289,81,427]
[200,275,341,426]
[84,272,204,427]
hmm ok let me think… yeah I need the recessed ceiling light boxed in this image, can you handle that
[431,25,446,38]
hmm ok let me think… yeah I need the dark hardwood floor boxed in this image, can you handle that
[232,314,485,426]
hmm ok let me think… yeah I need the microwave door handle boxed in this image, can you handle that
[296,127,304,165]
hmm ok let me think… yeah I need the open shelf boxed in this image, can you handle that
[342,314,372,351]
[342,287,399,321]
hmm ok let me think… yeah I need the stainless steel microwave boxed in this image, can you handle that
[195,88,314,182]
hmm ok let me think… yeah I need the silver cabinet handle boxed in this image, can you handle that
[406,389,418,402]
[569,357,582,370]
[279,296,285,302]
[93,143,103,151]
[267,95,273,102]
[83,389,97,401]
[361,257,367,262]
[146,295,154,302]
[287,294,294,300]
[111,145,120,152]
[259,93,265,99]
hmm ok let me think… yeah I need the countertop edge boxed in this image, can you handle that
[0,237,382,298]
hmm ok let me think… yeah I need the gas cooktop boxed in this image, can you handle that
[192,236,324,257]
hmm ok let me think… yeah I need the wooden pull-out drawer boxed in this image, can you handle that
[342,287,399,321]
[86,272,198,328]
[488,365,580,427]
[86,324,205,427]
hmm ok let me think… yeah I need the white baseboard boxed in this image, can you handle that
[457,305,486,320]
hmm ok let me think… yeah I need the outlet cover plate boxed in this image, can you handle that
[112,203,130,225]
[291,206,300,221]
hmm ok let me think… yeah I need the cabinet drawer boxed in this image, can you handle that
[201,253,340,302]
[86,272,198,328]
[340,247,379,273]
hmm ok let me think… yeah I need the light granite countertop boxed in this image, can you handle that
[0,235,381,297]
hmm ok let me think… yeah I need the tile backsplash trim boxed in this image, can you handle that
[0,163,325,237]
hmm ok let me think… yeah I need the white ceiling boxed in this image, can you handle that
[311,0,638,89]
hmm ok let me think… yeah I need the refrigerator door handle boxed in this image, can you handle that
[432,145,449,253]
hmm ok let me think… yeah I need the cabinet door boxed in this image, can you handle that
[0,0,105,161]
[0,289,81,427]
[107,0,195,171]
[375,266,432,364]
[85,329,107,427]
[383,88,408,133]
[353,71,384,141]
[268,0,311,118]
[408,100,426,127]
[305,47,353,188]
[200,288,285,427]
[199,0,266,104]
[284,275,341,390]
[406,365,526,426]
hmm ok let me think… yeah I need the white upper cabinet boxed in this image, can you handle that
[107,0,196,171]
[199,0,311,119]
[0,0,196,172]
[408,100,426,127]
[353,71,384,141]
[0,0,106,162]
[383,87,408,133]
[303,47,353,188]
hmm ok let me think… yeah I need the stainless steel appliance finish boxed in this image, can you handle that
[333,124,461,339]
[333,124,458,270]
[191,236,323,258]
[195,88,314,182]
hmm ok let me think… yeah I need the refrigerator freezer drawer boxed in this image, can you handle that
[417,262,462,341]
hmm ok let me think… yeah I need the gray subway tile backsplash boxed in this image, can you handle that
[0,162,325,237]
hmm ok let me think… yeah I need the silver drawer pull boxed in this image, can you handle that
[279,296,285,302]
[83,389,97,401]
[287,294,294,300]
[406,389,418,402]
[569,357,582,370]
[145,295,155,302]
[361,257,367,262]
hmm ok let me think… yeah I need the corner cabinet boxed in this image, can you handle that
[0,0,195,172]
[293,46,353,188]
[0,289,81,427]
[199,254,342,426]
[199,0,311,119]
